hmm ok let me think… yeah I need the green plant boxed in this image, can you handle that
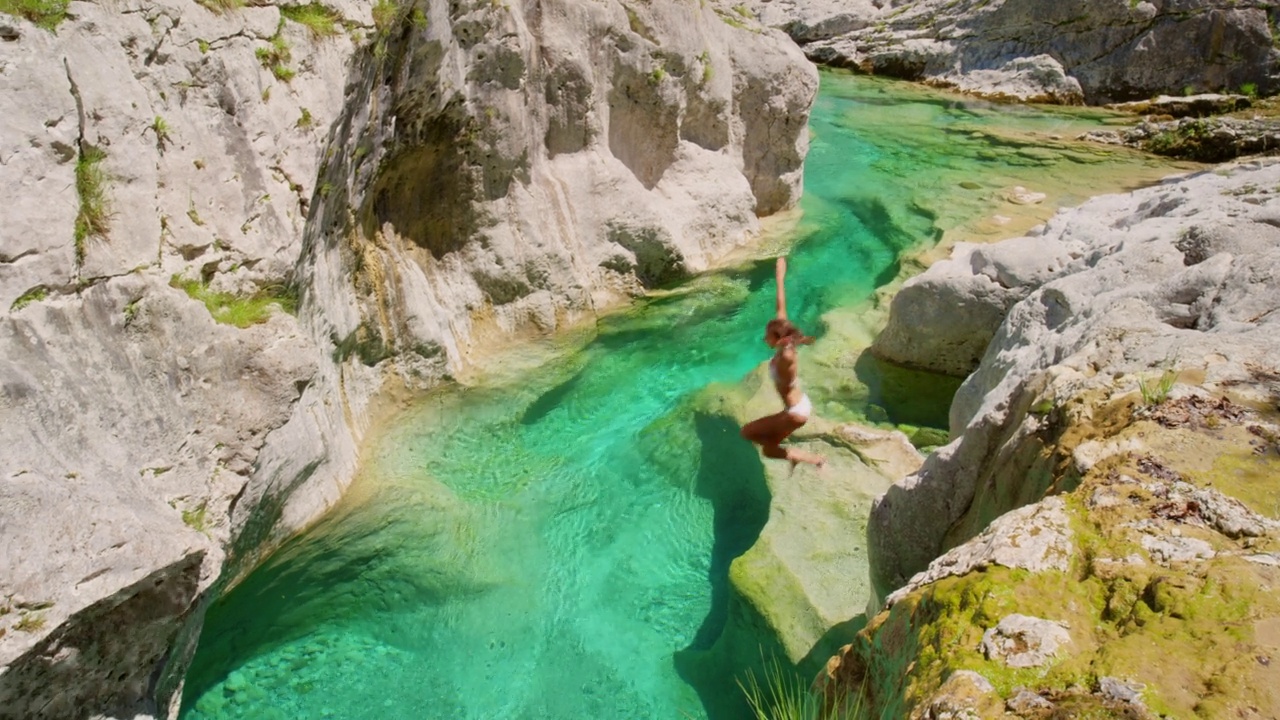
[740,655,865,720]
[0,0,69,30]
[649,66,666,84]
[1240,82,1258,98]
[74,145,110,267]
[14,612,46,633]
[296,107,314,129]
[197,38,210,53]
[10,286,47,312]
[197,0,244,13]
[255,26,295,82]
[123,297,141,326]
[149,115,172,152]
[170,275,298,328]
[181,503,208,533]
[187,201,204,226]
[281,3,341,37]
[371,0,398,32]
[1139,369,1178,406]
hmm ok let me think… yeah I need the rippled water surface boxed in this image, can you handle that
[181,72,1190,720]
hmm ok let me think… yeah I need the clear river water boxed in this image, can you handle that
[180,71,1191,720]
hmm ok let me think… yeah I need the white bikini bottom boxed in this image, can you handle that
[785,393,812,422]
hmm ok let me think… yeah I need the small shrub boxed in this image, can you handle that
[197,38,210,53]
[1240,82,1259,98]
[149,115,172,152]
[649,67,666,84]
[0,0,69,30]
[74,145,110,267]
[296,107,314,129]
[281,3,341,37]
[123,297,141,326]
[371,0,398,32]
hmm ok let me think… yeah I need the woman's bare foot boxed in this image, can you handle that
[787,449,826,472]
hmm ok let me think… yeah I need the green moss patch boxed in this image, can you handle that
[844,386,1280,718]
[0,0,67,29]
[171,276,297,328]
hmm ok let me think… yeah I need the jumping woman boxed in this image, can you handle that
[741,257,825,470]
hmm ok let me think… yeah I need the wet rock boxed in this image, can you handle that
[981,614,1071,668]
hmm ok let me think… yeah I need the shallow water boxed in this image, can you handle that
[180,72,1191,720]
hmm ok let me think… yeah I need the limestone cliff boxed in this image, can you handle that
[831,159,1280,717]
[0,0,815,716]
[745,0,1280,104]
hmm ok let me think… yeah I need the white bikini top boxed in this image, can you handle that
[769,355,800,392]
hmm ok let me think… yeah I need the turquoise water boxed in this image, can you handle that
[181,73,1189,720]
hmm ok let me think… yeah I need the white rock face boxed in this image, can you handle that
[743,0,1280,104]
[0,0,815,716]
[868,159,1280,605]
[883,497,1073,608]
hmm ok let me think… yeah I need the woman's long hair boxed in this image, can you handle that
[766,318,814,346]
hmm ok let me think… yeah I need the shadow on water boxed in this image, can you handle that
[854,350,963,429]
[675,411,772,720]
[520,368,585,425]
[181,507,458,707]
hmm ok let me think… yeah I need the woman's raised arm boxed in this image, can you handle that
[775,257,788,320]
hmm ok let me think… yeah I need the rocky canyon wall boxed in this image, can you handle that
[747,0,1280,104]
[831,159,1280,717]
[0,0,815,716]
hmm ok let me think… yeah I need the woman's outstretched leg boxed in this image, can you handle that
[742,412,825,468]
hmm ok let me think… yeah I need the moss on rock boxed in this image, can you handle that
[827,385,1280,718]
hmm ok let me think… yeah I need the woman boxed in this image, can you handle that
[741,257,825,469]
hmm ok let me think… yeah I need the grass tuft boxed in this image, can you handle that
[255,24,295,82]
[171,275,298,328]
[197,0,244,14]
[740,655,866,720]
[149,115,172,152]
[74,145,110,268]
[10,286,48,312]
[1138,369,1178,406]
[281,3,342,37]
[14,612,46,633]
[0,0,69,30]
